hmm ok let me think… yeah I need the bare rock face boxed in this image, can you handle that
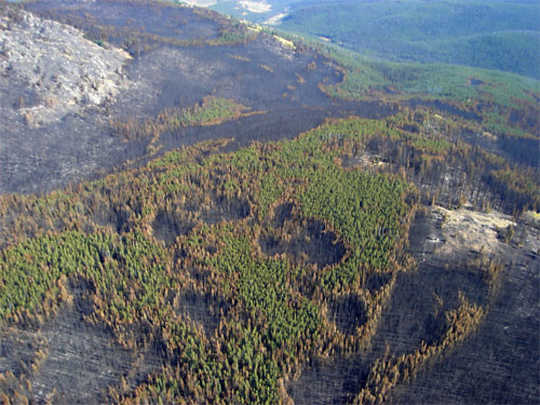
[433,204,517,259]
[0,8,132,127]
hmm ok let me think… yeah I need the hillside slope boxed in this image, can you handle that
[278,0,540,79]
[0,1,538,404]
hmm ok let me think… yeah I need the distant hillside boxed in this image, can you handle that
[278,0,540,79]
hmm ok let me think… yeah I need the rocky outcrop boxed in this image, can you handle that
[0,8,132,127]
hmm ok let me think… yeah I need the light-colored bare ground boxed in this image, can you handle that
[0,9,132,127]
[434,204,516,258]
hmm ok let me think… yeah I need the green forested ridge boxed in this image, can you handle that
[279,0,540,79]
[304,36,539,108]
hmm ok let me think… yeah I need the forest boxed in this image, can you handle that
[278,0,540,79]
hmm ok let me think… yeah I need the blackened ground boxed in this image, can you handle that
[287,355,370,405]
[0,328,44,379]
[152,209,195,245]
[25,0,221,42]
[372,261,487,356]
[176,291,228,338]
[29,309,135,404]
[287,270,481,405]
[0,308,134,404]
[201,195,251,224]
[259,219,346,269]
[273,202,294,228]
[328,294,368,336]
[391,284,539,405]
[365,271,392,294]
[389,209,540,404]
[289,208,538,405]
[0,286,165,404]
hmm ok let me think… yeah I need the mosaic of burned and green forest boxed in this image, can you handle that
[0,1,538,404]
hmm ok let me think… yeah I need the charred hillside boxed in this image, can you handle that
[1,0,396,195]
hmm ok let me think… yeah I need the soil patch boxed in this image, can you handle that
[433,205,515,260]
[340,152,386,170]
[0,8,131,127]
